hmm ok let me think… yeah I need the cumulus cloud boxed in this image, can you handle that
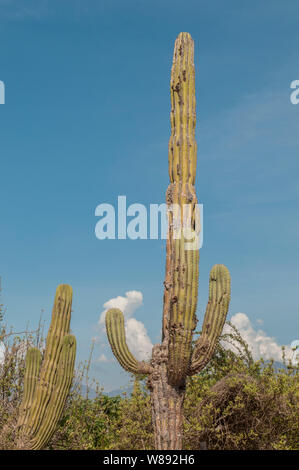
[125,317,153,361]
[99,290,143,324]
[98,290,153,362]
[223,313,292,362]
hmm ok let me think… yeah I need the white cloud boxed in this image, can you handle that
[98,290,153,362]
[223,313,292,362]
[97,353,112,363]
[99,290,143,324]
[125,317,153,361]
[0,341,4,364]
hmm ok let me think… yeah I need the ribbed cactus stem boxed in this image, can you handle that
[17,284,76,450]
[189,264,231,375]
[24,284,72,437]
[105,309,152,375]
[163,32,199,386]
[168,32,197,184]
[29,334,77,450]
[17,348,42,431]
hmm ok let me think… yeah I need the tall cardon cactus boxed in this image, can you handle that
[16,284,76,450]
[106,32,231,450]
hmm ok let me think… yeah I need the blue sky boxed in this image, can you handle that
[0,0,298,390]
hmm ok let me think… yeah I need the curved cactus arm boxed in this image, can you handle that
[21,284,73,440]
[163,32,199,386]
[28,334,76,450]
[106,309,152,375]
[188,264,231,375]
[17,348,42,432]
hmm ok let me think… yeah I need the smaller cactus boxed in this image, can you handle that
[17,284,76,450]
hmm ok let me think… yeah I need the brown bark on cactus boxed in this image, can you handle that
[147,343,185,450]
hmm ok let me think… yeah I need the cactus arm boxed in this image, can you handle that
[29,334,76,450]
[17,348,42,432]
[163,32,199,386]
[106,309,152,375]
[188,264,231,375]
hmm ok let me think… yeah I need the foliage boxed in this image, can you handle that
[0,315,298,450]
[0,324,38,449]
[183,322,299,449]
[108,378,153,450]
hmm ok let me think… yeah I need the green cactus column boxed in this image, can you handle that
[163,31,199,387]
[16,284,77,450]
[105,32,231,450]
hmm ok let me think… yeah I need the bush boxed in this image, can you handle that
[0,324,38,449]
[108,379,153,450]
[0,314,298,450]
[183,325,299,450]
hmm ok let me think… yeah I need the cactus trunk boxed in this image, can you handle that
[150,380,184,450]
[148,344,185,449]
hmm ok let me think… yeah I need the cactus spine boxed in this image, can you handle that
[106,32,231,450]
[17,284,76,450]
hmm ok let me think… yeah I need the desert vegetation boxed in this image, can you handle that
[0,308,298,450]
